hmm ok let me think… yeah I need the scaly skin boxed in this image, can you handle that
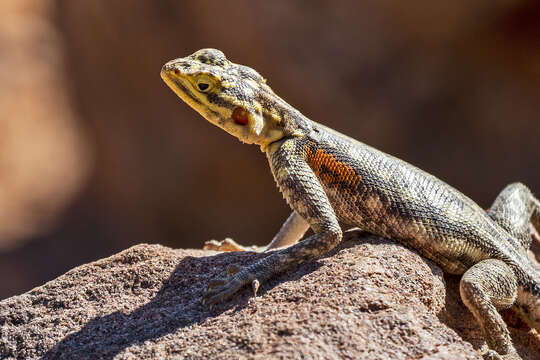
[161,49,540,359]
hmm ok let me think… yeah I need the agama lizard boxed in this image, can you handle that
[161,49,540,359]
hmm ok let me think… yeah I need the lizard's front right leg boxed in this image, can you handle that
[202,138,342,306]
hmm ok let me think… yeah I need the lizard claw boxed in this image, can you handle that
[252,279,260,296]
[202,264,260,307]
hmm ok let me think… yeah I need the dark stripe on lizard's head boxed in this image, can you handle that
[206,91,235,109]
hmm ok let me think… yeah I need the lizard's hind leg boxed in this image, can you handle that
[488,182,540,249]
[460,259,519,359]
[488,183,540,333]
[489,184,540,337]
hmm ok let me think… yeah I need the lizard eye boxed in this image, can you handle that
[197,82,209,91]
[195,75,213,92]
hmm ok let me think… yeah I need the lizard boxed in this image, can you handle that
[161,48,540,359]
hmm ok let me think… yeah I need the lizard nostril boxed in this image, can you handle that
[173,68,180,75]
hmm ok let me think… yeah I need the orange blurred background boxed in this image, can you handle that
[1,0,539,299]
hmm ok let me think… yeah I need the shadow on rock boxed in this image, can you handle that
[41,248,321,359]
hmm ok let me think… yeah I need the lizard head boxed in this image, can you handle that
[161,48,287,150]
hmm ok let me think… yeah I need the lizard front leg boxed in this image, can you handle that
[263,211,310,251]
[202,138,341,306]
[203,211,309,252]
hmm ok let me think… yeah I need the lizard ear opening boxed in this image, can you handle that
[232,106,264,135]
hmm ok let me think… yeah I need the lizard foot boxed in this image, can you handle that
[203,238,259,252]
[202,268,260,307]
[483,350,521,360]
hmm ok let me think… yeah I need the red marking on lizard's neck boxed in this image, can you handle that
[232,107,249,125]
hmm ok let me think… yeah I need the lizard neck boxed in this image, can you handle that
[256,84,312,152]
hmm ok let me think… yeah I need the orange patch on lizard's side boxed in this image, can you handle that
[305,147,362,188]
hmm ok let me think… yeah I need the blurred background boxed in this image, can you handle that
[1,0,539,299]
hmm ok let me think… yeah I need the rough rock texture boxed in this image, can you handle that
[1,231,539,359]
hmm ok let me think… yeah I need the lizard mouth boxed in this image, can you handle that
[161,66,227,129]
[161,67,203,107]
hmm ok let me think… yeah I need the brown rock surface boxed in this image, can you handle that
[1,231,538,359]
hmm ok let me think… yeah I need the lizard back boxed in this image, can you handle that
[299,123,527,276]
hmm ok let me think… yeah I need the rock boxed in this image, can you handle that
[1,230,538,359]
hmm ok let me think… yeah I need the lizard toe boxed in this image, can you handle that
[206,278,228,290]
[202,277,245,307]
[252,279,260,296]
[203,238,254,252]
